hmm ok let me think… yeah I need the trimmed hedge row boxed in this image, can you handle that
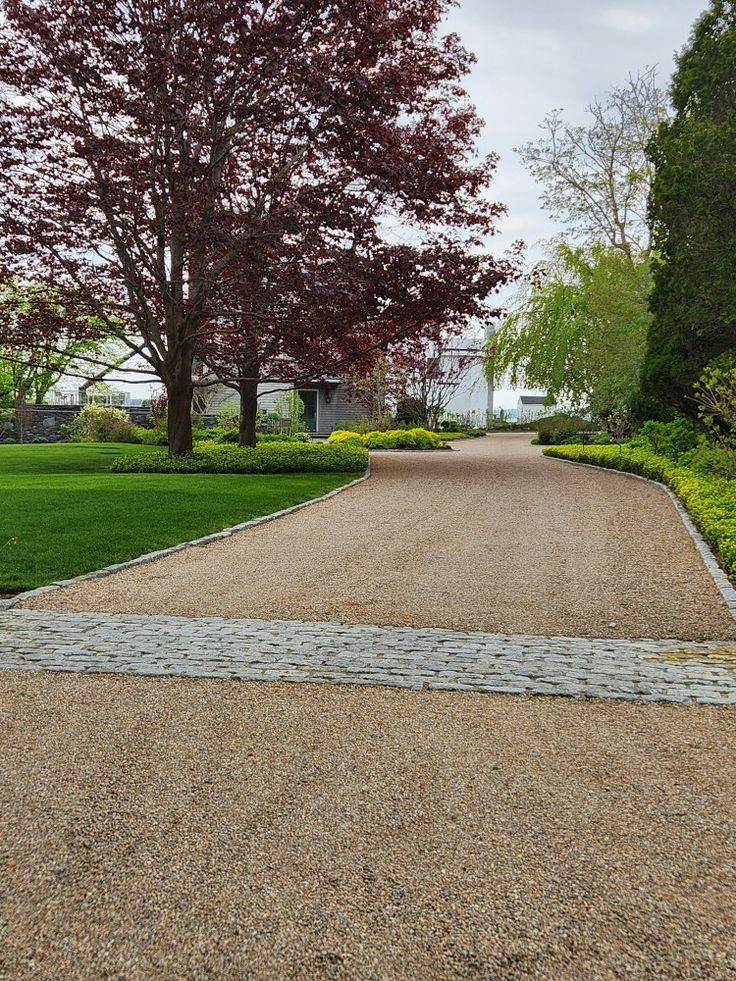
[328,427,441,449]
[111,441,369,475]
[543,444,736,581]
[199,428,311,444]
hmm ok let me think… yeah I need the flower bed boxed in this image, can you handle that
[544,444,736,581]
[111,441,369,475]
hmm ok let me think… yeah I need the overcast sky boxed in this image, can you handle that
[444,0,705,252]
[440,0,706,406]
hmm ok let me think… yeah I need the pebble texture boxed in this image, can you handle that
[2,609,735,705]
[0,670,734,979]
[23,435,736,641]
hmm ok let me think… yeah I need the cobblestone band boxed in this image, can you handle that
[1,610,735,706]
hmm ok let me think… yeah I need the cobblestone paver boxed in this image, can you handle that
[1,610,735,705]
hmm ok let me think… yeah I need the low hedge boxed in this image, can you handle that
[328,427,441,449]
[543,444,736,581]
[111,441,369,475]
[198,428,311,444]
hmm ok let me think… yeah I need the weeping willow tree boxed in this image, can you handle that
[488,243,651,419]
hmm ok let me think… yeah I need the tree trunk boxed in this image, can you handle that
[167,371,194,456]
[238,371,259,447]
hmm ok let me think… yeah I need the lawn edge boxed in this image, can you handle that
[546,455,736,622]
[1,466,371,610]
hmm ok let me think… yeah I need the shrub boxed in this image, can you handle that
[328,427,440,449]
[0,408,14,440]
[215,402,240,430]
[133,426,169,445]
[195,428,310,445]
[111,441,369,475]
[537,424,582,446]
[628,418,699,460]
[679,441,736,479]
[694,352,736,452]
[328,430,364,445]
[272,391,305,435]
[543,443,736,582]
[257,431,310,443]
[532,413,589,434]
[69,404,138,442]
[197,425,239,444]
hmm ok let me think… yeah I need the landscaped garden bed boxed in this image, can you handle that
[328,427,444,449]
[111,441,368,474]
[0,443,363,593]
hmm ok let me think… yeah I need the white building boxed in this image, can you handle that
[517,395,554,422]
[439,327,494,428]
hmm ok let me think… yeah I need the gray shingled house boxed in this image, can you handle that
[203,377,366,437]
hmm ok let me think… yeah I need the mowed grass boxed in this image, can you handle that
[0,443,355,593]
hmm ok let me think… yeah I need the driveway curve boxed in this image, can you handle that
[25,434,736,641]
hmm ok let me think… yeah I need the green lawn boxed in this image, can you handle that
[0,443,355,593]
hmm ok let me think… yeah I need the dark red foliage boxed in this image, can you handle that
[0,0,516,452]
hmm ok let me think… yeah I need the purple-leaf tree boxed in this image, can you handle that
[0,0,514,453]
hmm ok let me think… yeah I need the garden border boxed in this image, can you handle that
[0,466,371,611]
[547,456,736,621]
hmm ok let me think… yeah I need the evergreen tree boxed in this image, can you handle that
[643,1,736,414]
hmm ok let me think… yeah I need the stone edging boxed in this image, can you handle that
[548,456,736,621]
[0,467,371,611]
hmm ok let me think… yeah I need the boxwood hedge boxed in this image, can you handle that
[111,441,369,475]
[543,444,736,581]
[328,427,441,449]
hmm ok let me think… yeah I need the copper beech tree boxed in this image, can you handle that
[200,238,510,445]
[0,0,514,454]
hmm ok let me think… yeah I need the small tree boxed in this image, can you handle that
[693,353,736,450]
[391,334,481,431]
[518,68,668,260]
[489,243,651,418]
[272,392,305,436]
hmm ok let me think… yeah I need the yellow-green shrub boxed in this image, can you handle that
[327,430,364,445]
[328,427,440,449]
[112,441,368,475]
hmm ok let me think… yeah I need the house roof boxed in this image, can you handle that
[519,395,548,405]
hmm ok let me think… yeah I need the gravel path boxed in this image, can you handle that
[1,670,734,980]
[26,435,736,641]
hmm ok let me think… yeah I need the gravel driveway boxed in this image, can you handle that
[1,670,734,980]
[26,434,736,640]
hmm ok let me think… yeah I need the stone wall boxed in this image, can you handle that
[0,405,161,443]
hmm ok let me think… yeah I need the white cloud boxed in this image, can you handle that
[598,7,658,34]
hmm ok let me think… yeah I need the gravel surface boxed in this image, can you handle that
[0,670,734,980]
[26,435,736,640]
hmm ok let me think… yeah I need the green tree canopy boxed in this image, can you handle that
[642,1,736,414]
[489,244,651,418]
